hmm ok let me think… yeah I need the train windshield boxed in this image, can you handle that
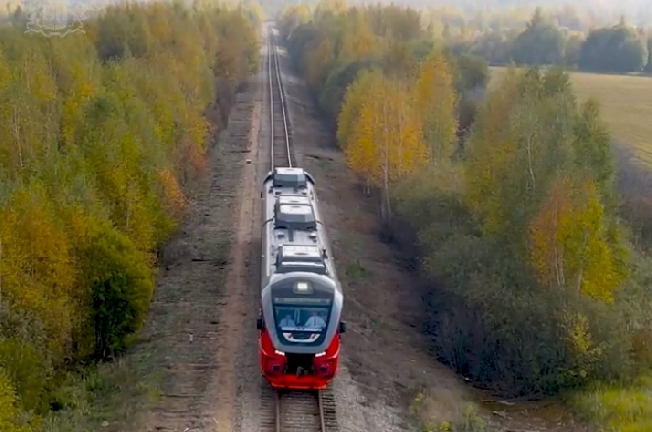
[272,297,332,346]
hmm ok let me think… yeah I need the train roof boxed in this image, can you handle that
[277,194,311,205]
[264,272,340,297]
[264,167,316,189]
[279,244,322,260]
[264,192,333,279]
[261,167,339,295]
[275,244,327,275]
[274,198,317,230]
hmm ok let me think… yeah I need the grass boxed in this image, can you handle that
[41,356,161,432]
[489,67,652,167]
[345,259,372,279]
[409,387,486,432]
[40,335,167,432]
[568,375,652,432]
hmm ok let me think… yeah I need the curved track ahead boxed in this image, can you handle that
[261,28,338,432]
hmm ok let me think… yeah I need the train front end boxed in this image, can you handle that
[257,273,345,390]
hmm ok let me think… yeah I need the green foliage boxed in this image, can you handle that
[570,375,652,432]
[579,24,648,73]
[0,0,258,424]
[320,58,381,119]
[408,68,638,395]
[440,7,651,73]
[0,338,48,413]
[410,387,486,432]
[645,38,652,72]
[510,8,566,66]
[80,220,154,359]
[456,404,486,432]
[285,5,652,420]
[0,368,29,432]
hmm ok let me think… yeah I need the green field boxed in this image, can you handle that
[490,67,652,166]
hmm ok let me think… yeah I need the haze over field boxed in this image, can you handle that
[268,0,652,26]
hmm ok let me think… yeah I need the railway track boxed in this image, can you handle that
[260,380,338,432]
[268,28,294,169]
[260,27,338,432]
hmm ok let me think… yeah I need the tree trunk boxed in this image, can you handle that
[381,86,390,222]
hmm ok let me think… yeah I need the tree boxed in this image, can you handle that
[336,68,376,150]
[0,1,260,421]
[644,38,652,72]
[578,25,646,73]
[304,37,336,89]
[342,71,428,219]
[529,176,628,302]
[0,369,27,432]
[412,51,457,163]
[511,8,566,66]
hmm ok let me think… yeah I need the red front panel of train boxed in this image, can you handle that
[259,329,341,390]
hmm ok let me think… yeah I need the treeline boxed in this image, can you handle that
[451,8,652,73]
[422,4,649,36]
[280,0,652,400]
[282,2,652,74]
[274,0,652,30]
[0,2,258,429]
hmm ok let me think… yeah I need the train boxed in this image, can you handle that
[257,167,346,390]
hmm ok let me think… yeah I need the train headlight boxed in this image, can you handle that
[317,361,335,378]
[265,357,285,375]
[274,350,285,356]
[315,351,326,357]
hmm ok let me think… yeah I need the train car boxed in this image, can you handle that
[263,166,316,198]
[257,167,346,390]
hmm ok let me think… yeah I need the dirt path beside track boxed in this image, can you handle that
[138,84,260,431]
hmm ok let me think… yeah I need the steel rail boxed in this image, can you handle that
[274,389,326,432]
[268,28,293,169]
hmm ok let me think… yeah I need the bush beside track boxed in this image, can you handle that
[0,2,259,429]
[280,3,652,431]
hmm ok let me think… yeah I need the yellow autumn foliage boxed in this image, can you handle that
[462,70,522,222]
[0,1,259,421]
[284,6,652,429]
[342,70,429,194]
[412,51,458,163]
[0,187,77,363]
[336,69,377,150]
[339,14,380,63]
[159,168,190,219]
[0,369,28,432]
[530,176,629,303]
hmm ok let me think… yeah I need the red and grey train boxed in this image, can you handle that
[257,167,346,390]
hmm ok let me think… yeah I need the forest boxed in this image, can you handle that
[0,1,259,429]
[281,1,652,429]
[269,0,652,28]
[448,9,652,73]
[279,0,652,73]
